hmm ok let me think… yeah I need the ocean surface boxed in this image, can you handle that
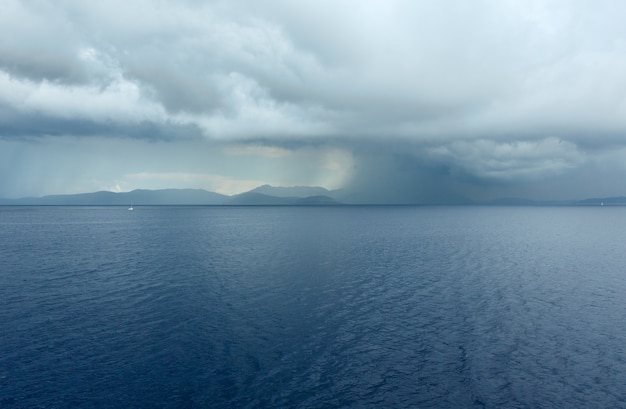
[1,205,626,408]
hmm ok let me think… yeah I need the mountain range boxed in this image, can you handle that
[0,185,341,206]
[0,185,624,206]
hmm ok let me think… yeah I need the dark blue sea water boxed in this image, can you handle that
[1,205,626,408]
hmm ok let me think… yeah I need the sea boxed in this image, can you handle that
[1,205,626,408]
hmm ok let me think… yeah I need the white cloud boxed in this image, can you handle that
[193,72,331,139]
[0,69,166,124]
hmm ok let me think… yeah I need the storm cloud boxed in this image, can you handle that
[2,0,626,201]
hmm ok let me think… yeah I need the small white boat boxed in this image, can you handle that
[128,202,134,211]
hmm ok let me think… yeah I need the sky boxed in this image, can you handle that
[2,0,626,202]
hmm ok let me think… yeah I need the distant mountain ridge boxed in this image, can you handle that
[482,196,626,206]
[0,187,341,206]
[229,191,340,206]
[1,186,625,206]
[573,196,626,205]
[248,184,333,198]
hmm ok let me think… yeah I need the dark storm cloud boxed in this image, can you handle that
[0,50,89,85]
[0,109,202,142]
[3,0,626,200]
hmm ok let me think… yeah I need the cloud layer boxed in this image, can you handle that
[2,0,626,201]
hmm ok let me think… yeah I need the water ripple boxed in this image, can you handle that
[1,206,626,407]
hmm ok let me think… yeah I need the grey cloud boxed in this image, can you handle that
[0,104,202,141]
[0,50,90,85]
[0,1,99,85]
[3,0,626,200]
[425,138,585,182]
